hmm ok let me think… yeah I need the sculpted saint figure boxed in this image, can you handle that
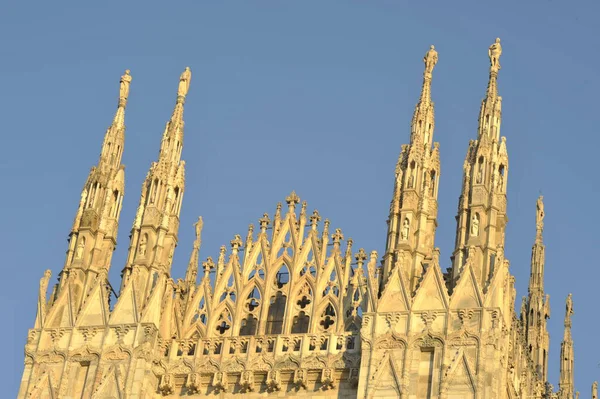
[470,213,480,237]
[592,381,597,399]
[75,238,85,259]
[194,216,203,242]
[488,38,502,69]
[139,235,147,257]
[566,293,573,317]
[401,218,410,240]
[178,67,192,98]
[536,195,545,231]
[119,70,132,102]
[424,45,438,74]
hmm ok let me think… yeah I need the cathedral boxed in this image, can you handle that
[17,39,598,398]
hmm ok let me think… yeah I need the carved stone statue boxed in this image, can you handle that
[592,381,598,399]
[75,238,85,260]
[119,70,132,103]
[178,67,192,98]
[566,293,573,318]
[536,195,545,232]
[423,45,438,75]
[194,216,203,242]
[470,213,480,237]
[401,218,410,240]
[489,38,502,70]
[138,235,147,257]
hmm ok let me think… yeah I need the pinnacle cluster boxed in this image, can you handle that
[18,40,595,399]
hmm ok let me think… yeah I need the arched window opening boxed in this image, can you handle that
[498,165,505,191]
[275,265,290,289]
[111,190,119,217]
[172,187,180,212]
[292,311,310,334]
[477,157,485,184]
[430,170,436,196]
[239,314,258,336]
[265,292,287,335]
[408,161,416,188]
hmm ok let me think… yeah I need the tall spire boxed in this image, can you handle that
[119,67,191,309]
[478,38,503,141]
[559,293,575,399]
[449,39,508,290]
[526,195,550,381]
[44,70,131,325]
[381,45,441,292]
[99,69,131,169]
[158,67,191,164]
[410,45,438,148]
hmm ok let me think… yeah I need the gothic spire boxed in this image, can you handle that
[158,67,191,164]
[99,70,131,170]
[559,293,575,399]
[477,38,503,140]
[381,45,441,293]
[119,67,191,303]
[410,45,438,148]
[526,195,550,381]
[449,39,508,290]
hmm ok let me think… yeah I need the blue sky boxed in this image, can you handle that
[1,0,598,395]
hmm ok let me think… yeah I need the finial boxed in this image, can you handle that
[488,38,502,72]
[309,210,321,231]
[331,228,344,245]
[177,67,192,101]
[259,213,270,233]
[119,69,132,107]
[423,45,438,77]
[536,196,545,240]
[286,191,300,206]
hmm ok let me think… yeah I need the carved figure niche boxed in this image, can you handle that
[476,156,485,184]
[408,161,416,188]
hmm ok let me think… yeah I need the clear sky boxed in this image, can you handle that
[1,0,598,395]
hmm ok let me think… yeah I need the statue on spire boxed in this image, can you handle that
[536,195,545,236]
[565,293,574,324]
[119,70,132,106]
[423,45,438,76]
[178,67,192,98]
[592,381,598,399]
[488,38,502,71]
[194,216,203,244]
